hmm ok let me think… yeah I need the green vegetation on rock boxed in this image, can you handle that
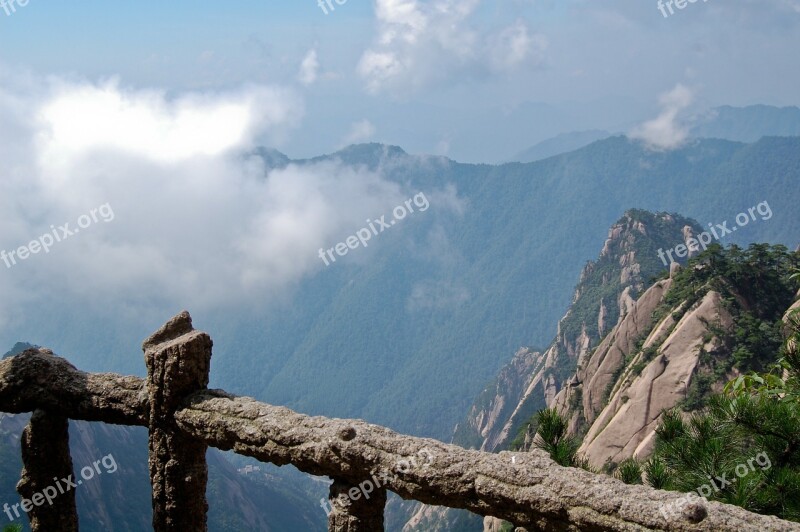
[642,266,800,521]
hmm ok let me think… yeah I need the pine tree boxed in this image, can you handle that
[531,408,594,471]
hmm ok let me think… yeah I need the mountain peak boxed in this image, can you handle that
[3,342,37,359]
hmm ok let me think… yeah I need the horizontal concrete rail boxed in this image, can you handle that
[0,350,147,426]
[175,390,800,531]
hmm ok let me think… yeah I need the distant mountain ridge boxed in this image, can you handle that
[260,135,799,443]
[19,134,800,450]
[509,105,800,163]
[691,104,800,142]
[2,343,36,359]
[511,130,612,163]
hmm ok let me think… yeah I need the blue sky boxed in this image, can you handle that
[1,0,799,161]
[1,2,371,85]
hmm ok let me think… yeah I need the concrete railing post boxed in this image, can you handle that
[144,311,212,532]
[17,408,79,532]
[327,478,387,532]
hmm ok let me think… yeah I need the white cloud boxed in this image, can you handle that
[298,49,320,86]
[341,119,376,146]
[36,79,300,169]
[0,73,414,327]
[488,19,548,72]
[630,84,694,150]
[358,51,404,94]
[358,0,547,94]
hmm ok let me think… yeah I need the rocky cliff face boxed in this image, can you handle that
[453,210,704,454]
[569,278,673,429]
[452,348,544,451]
[548,267,735,469]
[577,289,733,468]
[551,245,798,470]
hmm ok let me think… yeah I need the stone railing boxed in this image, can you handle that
[1,311,798,532]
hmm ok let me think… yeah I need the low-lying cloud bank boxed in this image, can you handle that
[0,72,430,330]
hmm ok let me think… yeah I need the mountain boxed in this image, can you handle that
[14,135,800,450]
[510,130,612,163]
[251,136,800,444]
[691,105,800,142]
[508,104,800,164]
[409,210,708,531]
[249,147,291,170]
[399,210,706,530]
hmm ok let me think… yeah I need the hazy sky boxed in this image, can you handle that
[1,0,798,161]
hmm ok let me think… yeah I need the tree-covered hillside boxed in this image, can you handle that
[10,137,800,444]
[246,137,800,440]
